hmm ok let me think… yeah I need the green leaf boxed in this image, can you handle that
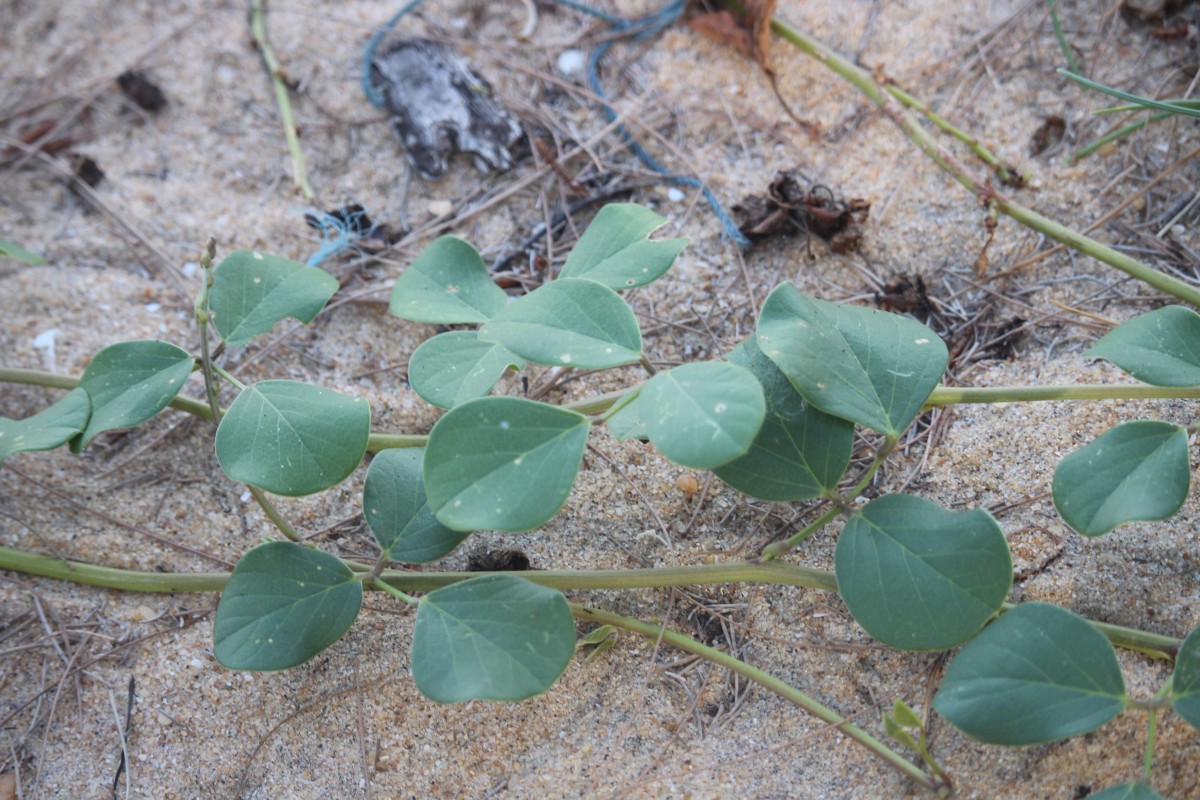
[0,237,46,265]
[756,285,948,437]
[208,250,339,348]
[603,389,649,442]
[363,448,470,564]
[639,361,766,470]
[1053,421,1190,536]
[73,340,194,451]
[408,331,525,409]
[933,603,1127,745]
[835,494,1011,650]
[478,278,642,369]
[557,203,688,289]
[1086,784,1164,800]
[424,397,589,531]
[389,236,507,324]
[213,541,362,670]
[215,381,370,496]
[1171,625,1200,731]
[1086,306,1200,386]
[0,389,90,466]
[890,699,923,730]
[714,339,852,500]
[411,574,575,702]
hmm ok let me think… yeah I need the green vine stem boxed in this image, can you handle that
[0,545,1180,658]
[885,84,1024,186]
[3,367,1198,444]
[572,604,946,794]
[762,10,1200,309]
[249,0,315,201]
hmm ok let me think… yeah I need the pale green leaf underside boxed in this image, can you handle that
[408,330,525,409]
[208,250,338,348]
[1087,305,1200,386]
[757,285,948,436]
[603,388,648,442]
[479,278,642,369]
[714,339,852,500]
[215,380,370,496]
[412,574,575,703]
[424,397,589,532]
[74,340,194,450]
[389,236,506,324]
[1053,420,1189,536]
[0,389,89,466]
[933,603,1126,746]
[639,361,766,470]
[558,203,687,289]
[835,494,1011,650]
[363,448,470,564]
[213,541,362,670]
[1171,625,1200,731]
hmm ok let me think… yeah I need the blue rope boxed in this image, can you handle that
[362,0,423,109]
[304,208,376,267]
[362,0,750,246]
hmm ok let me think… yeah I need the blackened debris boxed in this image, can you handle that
[304,203,374,235]
[369,39,524,180]
[466,549,531,572]
[117,70,167,112]
[734,170,869,252]
[1029,115,1066,157]
[875,274,933,317]
[71,154,104,187]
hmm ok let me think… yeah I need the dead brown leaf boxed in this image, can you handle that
[687,1,818,135]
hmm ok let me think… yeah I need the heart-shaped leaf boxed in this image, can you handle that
[408,330,525,409]
[1087,306,1200,386]
[73,340,194,451]
[0,237,45,265]
[1053,420,1190,536]
[424,397,589,531]
[835,494,1011,650]
[639,361,766,470]
[0,389,90,467]
[389,236,507,324]
[479,278,642,369]
[215,381,370,496]
[1086,784,1164,800]
[213,541,363,670]
[364,448,471,563]
[208,250,339,348]
[557,203,688,289]
[933,603,1127,745]
[411,574,575,702]
[757,285,948,437]
[714,339,853,500]
[1172,624,1200,731]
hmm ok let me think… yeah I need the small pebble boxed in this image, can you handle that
[667,188,685,202]
[557,49,585,77]
[429,200,453,217]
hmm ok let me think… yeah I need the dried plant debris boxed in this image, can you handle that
[70,154,104,188]
[686,0,819,136]
[735,170,869,251]
[117,70,167,112]
[1029,115,1066,157]
[875,273,933,317]
[369,39,524,180]
[466,549,531,572]
[1120,0,1192,24]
